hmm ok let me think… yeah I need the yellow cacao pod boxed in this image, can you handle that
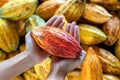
[55,0,86,22]
[19,44,25,52]
[0,0,38,21]
[36,0,64,20]
[90,0,118,4]
[80,47,103,80]
[82,3,112,24]
[0,18,19,53]
[79,24,107,45]
[103,16,120,46]
[94,47,120,74]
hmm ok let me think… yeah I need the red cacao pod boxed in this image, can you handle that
[32,26,81,58]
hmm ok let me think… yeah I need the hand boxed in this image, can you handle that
[47,22,86,80]
[24,15,65,64]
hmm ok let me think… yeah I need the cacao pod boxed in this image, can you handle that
[55,0,86,22]
[36,0,64,20]
[79,24,107,45]
[0,18,19,53]
[26,15,45,33]
[82,3,112,24]
[80,47,103,80]
[103,15,120,46]
[94,47,120,74]
[32,26,82,58]
[0,0,38,20]
[19,44,25,52]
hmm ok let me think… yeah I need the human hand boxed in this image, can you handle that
[24,15,65,64]
[47,22,86,80]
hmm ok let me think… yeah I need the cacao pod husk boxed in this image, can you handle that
[0,0,9,7]
[12,75,24,80]
[55,0,86,22]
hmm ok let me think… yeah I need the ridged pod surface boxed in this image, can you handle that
[79,24,106,45]
[0,0,38,21]
[82,3,112,24]
[80,47,103,80]
[103,16,120,46]
[94,47,120,74]
[55,0,86,22]
[0,18,19,53]
[36,0,64,20]
[32,26,81,58]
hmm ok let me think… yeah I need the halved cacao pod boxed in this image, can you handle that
[32,26,82,58]
[103,15,120,46]
[0,18,19,53]
[80,47,103,80]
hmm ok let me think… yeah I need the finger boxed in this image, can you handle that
[46,15,58,26]
[74,25,80,43]
[51,16,63,27]
[65,23,71,33]
[58,21,65,29]
[70,22,76,36]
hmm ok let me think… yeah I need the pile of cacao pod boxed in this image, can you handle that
[0,0,120,80]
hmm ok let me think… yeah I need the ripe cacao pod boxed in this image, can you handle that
[79,24,107,45]
[0,18,19,53]
[0,0,9,7]
[80,47,103,80]
[103,16,120,46]
[32,26,82,58]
